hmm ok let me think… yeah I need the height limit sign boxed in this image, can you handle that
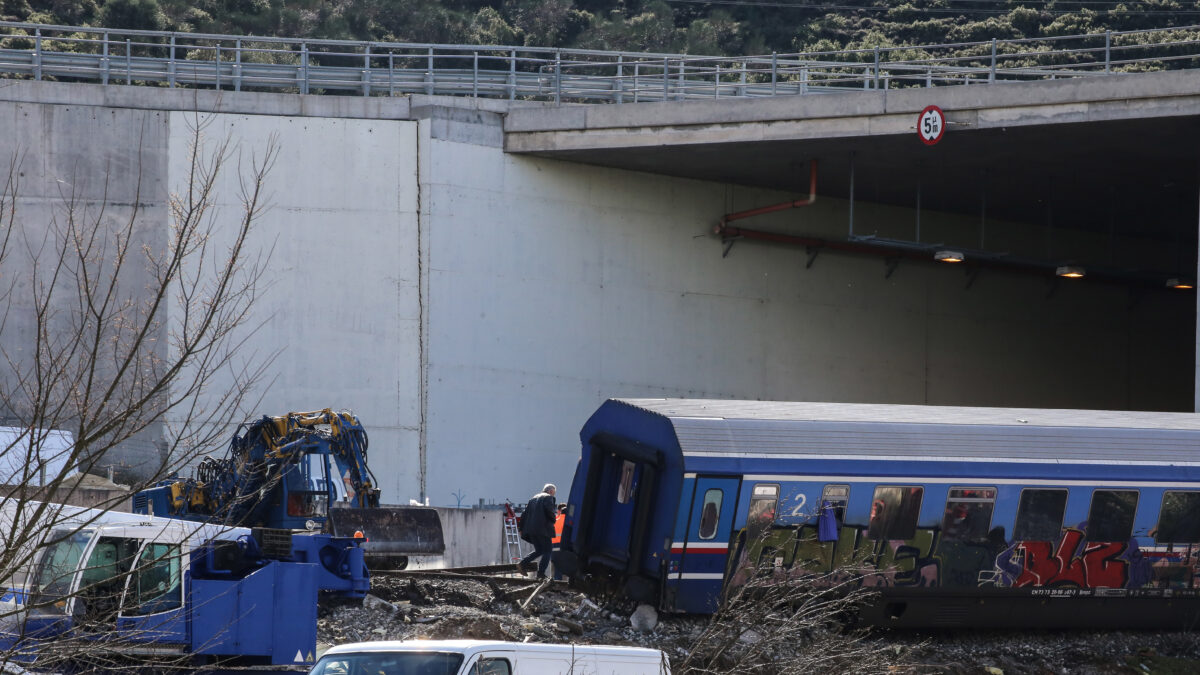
[918,105,945,146]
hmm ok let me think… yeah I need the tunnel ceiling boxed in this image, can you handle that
[528,115,1200,258]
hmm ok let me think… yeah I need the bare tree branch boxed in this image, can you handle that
[0,110,279,672]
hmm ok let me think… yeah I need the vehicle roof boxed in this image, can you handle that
[21,501,252,543]
[609,399,1200,465]
[322,640,666,658]
[0,427,75,487]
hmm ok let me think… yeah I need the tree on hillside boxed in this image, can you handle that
[0,114,277,671]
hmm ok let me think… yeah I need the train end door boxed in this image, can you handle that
[669,475,740,613]
[574,433,661,587]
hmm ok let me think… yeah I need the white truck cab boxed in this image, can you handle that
[311,639,671,675]
[22,516,249,642]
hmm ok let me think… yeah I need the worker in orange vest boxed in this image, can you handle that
[550,504,567,580]
[551,504,566,545]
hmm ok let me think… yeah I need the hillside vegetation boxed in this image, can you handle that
[3,0,1200,57]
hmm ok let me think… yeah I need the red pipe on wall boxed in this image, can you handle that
[720,159,818,226]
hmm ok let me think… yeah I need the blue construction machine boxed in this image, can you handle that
[133,409,444,569]
[0,505,369,670]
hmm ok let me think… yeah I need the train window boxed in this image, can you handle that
[1157,492,1200,544]
[616,460,636,504]
[1013,489,1067,541]
[699,489,723,540]
[867,486,923,540]
[941,487,996,541]
[821,485,849,525]
[747,484,780,540]
[1087,490,1138,542]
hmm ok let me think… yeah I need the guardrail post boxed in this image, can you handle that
[926,68,932,88]
[235,38,242,91]
[363,43,371,96]
[989,38,997,83]
[1105,30,1111,74]
[873,46,880,89]
[508,50,516,100]
[634,61,640,103]
[554,50,562,104]
[615,54,623,104]
[102,31,110,85]
[714,63,720,99]
[800,65,807,94]
[389,53,395,96]
[472,51,478,98]
[738,65,746,97]
[33,28,41,81]
[426,47,434,95]
[662,57,669,101]
[168,35,176,87]
[215,44,221,90]
[676,59,685,100]
[863,66,870,89]
[300,43,309,94]
[125,38,132,84]
[771,52,777,95]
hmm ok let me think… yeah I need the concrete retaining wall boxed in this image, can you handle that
[409,507,522,569]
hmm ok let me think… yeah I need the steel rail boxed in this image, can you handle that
[0,21,1198,103]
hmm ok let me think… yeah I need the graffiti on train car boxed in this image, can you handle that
[993,529,1143,588]
[725,520,1184,593]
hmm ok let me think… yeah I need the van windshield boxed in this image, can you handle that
[309,652,465,675]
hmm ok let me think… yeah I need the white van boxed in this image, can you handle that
[310,639,671,675]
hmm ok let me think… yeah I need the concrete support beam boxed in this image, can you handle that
[504,69,1200,153]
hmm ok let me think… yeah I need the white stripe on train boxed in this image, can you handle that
[739,474,1200,488]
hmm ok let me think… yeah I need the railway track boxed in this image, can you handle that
[373,563,568,587]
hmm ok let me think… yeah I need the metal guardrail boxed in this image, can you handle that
[1,21,1199,103]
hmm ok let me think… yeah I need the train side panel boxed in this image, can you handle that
[719,467,1200,628]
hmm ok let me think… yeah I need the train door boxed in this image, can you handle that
[590,457,641,559]
[674,475,739,613]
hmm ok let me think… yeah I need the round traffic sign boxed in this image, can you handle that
[918,105,945,145]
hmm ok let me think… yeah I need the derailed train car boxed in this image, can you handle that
[557,399,1200,628]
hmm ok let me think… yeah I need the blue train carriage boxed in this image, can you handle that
[559,399,1200,629]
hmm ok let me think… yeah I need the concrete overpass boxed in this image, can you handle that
[505,68,1200,258]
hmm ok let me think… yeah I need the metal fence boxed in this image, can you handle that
[1,21,1199,104]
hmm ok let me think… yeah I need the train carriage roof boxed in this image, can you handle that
[606,399,1200,466]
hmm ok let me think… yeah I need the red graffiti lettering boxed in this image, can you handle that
[1013,529,1128,588]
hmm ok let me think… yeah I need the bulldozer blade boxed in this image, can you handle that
[327,506,446,559]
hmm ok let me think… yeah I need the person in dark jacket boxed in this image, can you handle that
[518,484,557,579]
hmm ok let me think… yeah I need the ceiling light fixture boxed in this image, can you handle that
[1055,265,1085,279]
[1167,277,1195,290]
[934,250,965,263]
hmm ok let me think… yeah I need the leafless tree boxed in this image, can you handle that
[0,111,279,672]
[678,528,912,675]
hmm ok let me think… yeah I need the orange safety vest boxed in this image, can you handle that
[551,513,565,544]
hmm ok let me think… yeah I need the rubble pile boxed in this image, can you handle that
[316,575,1200,673]
[318,574,707,662]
